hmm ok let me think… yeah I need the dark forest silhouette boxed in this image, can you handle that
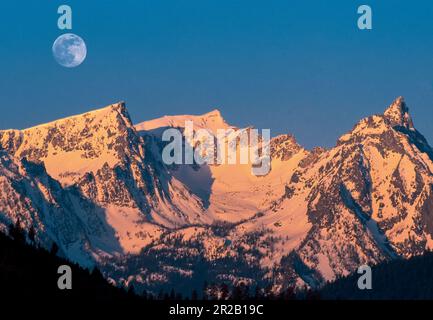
[1,222,433,301]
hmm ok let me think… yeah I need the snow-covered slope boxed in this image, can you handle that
[0,150,96,266]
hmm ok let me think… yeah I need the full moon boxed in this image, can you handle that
[52,33,87,68]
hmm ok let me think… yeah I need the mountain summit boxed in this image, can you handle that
[0,101,137,185]
[383,96,414,129]
[135,108,232,135]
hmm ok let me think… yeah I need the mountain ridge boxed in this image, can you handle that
[0,96,432,295]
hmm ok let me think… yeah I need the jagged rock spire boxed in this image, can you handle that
[383,96,414,129]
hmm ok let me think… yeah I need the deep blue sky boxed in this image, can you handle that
[1,0,433,149]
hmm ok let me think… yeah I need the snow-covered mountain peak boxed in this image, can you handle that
[271,134,304,161]
[135,109,234,135]
[383,96,414,129]
[16,101,131,132]
[0,101,141,185]
[203,108,222,118]
[337,97,417,145]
